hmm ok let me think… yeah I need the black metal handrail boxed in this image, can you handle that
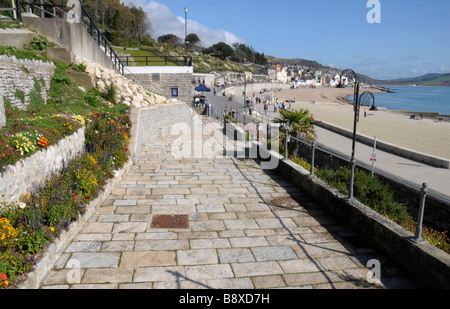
[1,0,125,74]
[1,0,66,21]
[78,3,124,74]
[118,55,192,67]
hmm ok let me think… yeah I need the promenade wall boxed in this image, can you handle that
[289,134,450,233]
[223,83,292,99]
[315,121,450,169]
[254,142,450,289]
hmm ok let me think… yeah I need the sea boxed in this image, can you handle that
[352,86,450,116]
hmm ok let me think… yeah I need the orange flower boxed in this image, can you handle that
[0,273,7,281]
[37,136,49,147]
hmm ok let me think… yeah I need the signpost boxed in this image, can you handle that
[370,136,377,176]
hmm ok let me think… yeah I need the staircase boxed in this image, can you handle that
[3,0,124,74]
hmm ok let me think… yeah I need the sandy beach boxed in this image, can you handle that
[274,87,450,160]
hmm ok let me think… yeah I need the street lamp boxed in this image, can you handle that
[184,7,188,65]
[339,69,359,200]
[339,69,374,199]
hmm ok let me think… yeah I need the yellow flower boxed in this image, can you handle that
[50,227,55,232]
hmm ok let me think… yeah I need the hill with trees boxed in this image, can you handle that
[81,0,152,46]
[384,73,450,87]
[79,0,267,74]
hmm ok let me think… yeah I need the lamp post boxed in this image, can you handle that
[184,7,188,65]
[244,75,248,113]
[339,69,359,200]
[339,70,374,199]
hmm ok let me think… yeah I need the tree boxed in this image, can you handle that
[81,0,152,44]
[232,43,267,65]
[129,5,152,41]
[157,34,181,46]
[186,33,201,50]
[204,42,234,60]
[273,109,317,155]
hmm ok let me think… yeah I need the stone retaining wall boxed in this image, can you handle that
[74,56,172,108]
[0,128,85,203]
[0,89,5,128]
[0,55,55,110]
[18,159,132,289]
[125,71,193,104]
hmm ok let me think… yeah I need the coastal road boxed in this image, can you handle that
[201,90,450,201]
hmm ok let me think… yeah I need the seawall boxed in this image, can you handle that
[254,142,450,289]
[315,120,450,169]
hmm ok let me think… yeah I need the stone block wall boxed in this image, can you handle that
[127,73,194,104]
[0,55,55,110]
[0,89,5,128]
[0,128,85,203]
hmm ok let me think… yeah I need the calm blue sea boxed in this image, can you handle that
[352,86,450,115]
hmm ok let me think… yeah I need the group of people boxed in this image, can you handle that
[409,113,424,120]
[264,99,291,114]
[193,95,208,107]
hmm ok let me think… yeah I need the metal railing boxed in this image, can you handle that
[0,0,169,97]
[2,0,66,22]
[119,55,193,67]
[209,105,449,243]
[1,0,125,74]
[275,127,448,243]
[78,3,124,74]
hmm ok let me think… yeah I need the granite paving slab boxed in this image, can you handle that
[40,115,417,289]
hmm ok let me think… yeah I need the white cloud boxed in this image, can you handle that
[121,0,245,47]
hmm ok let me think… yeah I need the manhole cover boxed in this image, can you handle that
[270,198,300,209]
[150,215,189,229]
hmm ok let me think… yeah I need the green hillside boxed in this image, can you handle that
[114,44,263,74]
[386,73,450,87]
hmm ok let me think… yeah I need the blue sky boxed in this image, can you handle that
[123,0,450,80]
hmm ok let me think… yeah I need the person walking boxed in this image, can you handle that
[264,102,268,115]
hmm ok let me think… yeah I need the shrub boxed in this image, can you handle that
[315,165,449,253]
[103,82,117,104]
[317,166,410,223]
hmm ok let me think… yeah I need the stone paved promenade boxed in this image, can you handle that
[40,116,416,289]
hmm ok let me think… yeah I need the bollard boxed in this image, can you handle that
[348,158,356,199]
[310,141,316,176]
[284,133,289,159]
[414,183,428,242]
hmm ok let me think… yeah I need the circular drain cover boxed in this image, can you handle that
[270,198,300,209]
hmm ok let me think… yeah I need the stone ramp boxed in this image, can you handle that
[40,116,416,289]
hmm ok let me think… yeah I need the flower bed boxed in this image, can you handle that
[0,36,139,288]
[0,111,131,288]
